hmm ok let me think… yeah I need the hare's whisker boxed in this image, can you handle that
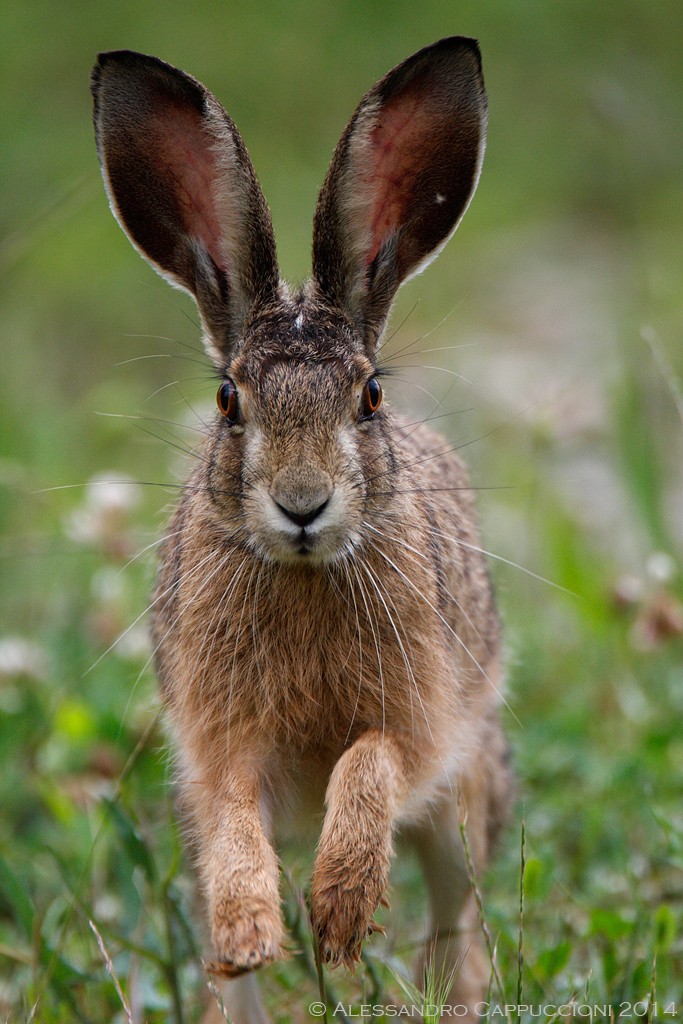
[383,364,473,386]
[348,557,386,740]
[85,546,221,676]
[115,530,184,578]
[370,485,516,496]
[116,549,235,734]
[173,384,214,431]
[329,554,365,747]
[133,424,212,466]
[380,374,441,406]
[144,376,212,401]
[403,517,570,596]
[363,520,486,648]
[360,398,537,492]
[95,410,209,436]
[195,553,251,696]
[377,301,462,361]
[358,554,430,757]
[386,343,477,360]
[226,560,261,756]
[374,299,421,356]
[123,331,205,357]
[115,352,208,369]
[356,409,472,483]
[361,439,455,488]
[325,562,361,678]
[457,539,575,596]
[367,539,521,729]
[250,558,270,699]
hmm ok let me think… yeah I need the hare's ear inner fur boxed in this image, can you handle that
[312,37,487,352]
[91,50,279,365]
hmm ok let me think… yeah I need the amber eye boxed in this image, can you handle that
[361,377,382,419]
[217,378,239,423]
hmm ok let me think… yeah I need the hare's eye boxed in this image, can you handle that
[217,379,239,423]
[360,377,382,419]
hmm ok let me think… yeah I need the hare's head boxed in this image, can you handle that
[92,39,486,565]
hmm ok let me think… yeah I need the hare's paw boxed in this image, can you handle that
[207,899,284,977]
[310,867,386,968]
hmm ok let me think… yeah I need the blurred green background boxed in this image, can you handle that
[1,1,682,1019]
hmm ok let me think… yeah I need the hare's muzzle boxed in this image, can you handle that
[269,466,333,529]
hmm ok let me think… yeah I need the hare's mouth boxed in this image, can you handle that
[297,535,314,556]
[264,525,346,566]
[255,519,356,567]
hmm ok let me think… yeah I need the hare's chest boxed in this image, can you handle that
[225,591,447,749]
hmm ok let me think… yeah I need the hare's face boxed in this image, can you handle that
[208,303,392,566]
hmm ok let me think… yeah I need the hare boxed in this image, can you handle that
[92,37,511,1022]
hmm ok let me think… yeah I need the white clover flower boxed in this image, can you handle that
[0,636,49,682]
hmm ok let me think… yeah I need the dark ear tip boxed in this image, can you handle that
[93,49,141,75]
[92,49,171,78]
[422,35,482,69]
[431,35,481,52]
[374,36,484,105]
[91,51,142,98]
[90,50,207,112]
[402,36,482,79]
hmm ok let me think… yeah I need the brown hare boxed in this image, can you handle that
[92,37,511,1023]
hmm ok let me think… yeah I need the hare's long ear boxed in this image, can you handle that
[91,50,279,365]
[312,37,486,353]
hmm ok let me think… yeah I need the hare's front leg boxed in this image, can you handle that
[188,758,284,976]
[310,731,408,966]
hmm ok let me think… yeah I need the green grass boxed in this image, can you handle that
[1,1,682,1020]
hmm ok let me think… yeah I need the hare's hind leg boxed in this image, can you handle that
[202,974,269,1024]
[411,721,512,1020]
[411,805,487,1018]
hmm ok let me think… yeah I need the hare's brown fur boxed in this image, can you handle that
[93,37,512,1023]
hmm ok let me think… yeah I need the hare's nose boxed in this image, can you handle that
[274,498,329,528]
[270,468,333,529]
